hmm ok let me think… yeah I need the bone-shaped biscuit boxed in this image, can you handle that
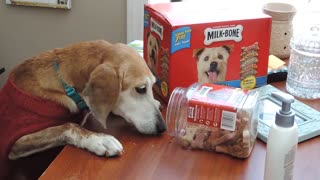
[241,42,259,52]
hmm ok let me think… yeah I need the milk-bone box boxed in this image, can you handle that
[143,3,272,102]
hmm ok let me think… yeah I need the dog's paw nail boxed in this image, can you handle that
[105,152,110,157]
[105,150,123,157]
[118,150,124,155]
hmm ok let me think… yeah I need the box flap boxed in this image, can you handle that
[146,2,271,26]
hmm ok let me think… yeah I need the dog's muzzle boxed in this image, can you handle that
[205,61,220,82]
[209,61,218,73]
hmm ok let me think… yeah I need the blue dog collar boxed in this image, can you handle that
[54,58,88,111]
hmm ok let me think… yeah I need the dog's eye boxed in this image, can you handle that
[204,56,209,61]
[135,86,147,94]
[218,54,224,60]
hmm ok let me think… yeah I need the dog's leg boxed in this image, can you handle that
[8,123,123,160]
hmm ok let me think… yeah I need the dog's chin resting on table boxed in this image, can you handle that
[0,40,166,178]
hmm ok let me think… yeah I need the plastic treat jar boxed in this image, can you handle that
[166,83,260,158]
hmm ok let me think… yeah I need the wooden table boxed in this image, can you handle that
[39,82,320,180]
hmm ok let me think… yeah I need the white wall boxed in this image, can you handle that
[0,1,127,87]
[126,0,170,43]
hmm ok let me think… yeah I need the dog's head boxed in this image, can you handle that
[82,41,166,135]
[193,45,234,83]
[146,32,160,72]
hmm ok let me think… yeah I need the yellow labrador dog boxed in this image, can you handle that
[0,40,166,177]
[193,45,234,83]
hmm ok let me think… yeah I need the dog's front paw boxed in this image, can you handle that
[82,134,124,157]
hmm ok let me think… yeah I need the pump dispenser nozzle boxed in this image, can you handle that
[271,92,295,127]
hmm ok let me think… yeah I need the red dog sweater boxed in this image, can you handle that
[0,75,81,178]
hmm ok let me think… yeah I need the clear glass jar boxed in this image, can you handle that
[166,83,260,158]
[286,26,320,99]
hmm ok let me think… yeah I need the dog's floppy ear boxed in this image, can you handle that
[156,37,160,47]
[222,44,235,54]
[147,32,160,47]
[147,32,151,39]
[82,63,121,128]
[193,48,204,61]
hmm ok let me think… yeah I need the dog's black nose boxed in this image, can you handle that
[156,114,167,134]
[157,122,167,134]
[210,61,218,71]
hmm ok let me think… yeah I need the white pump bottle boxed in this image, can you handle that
[264,92,298,180]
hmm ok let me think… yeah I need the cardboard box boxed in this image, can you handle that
[143,2,272,102]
